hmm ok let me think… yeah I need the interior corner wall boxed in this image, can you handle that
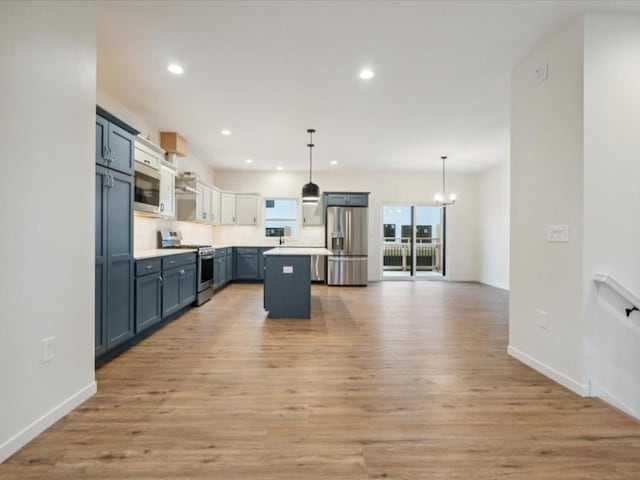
[476,162,510,290]
[0,1,97,462]
[509,17,587,395]
[582,13,640,418]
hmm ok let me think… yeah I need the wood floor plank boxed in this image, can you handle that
[1,281,639,479]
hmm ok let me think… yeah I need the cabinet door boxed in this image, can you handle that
[226,251,233,281]
[105,170,134,349]
[194,183,205,223]
[202,185,212,223]
[257,248,267,281]
[347,194,368,206]
[302,199,323,225]
[95,167,109,356]
[325,194,348,206]
[96,116,109,167]
[235,254,258,280]
[180,264,197,307]
[162,268,181,318]
[107,122,135,176]
[220,256,227,285]
[135,274,162,333]
[210,189,221,225]
[220,193,236,224]
[236,195,259,225]
[159,166,175,218]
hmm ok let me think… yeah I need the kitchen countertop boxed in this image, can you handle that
[134,249,197,260]
[263,247,332,256]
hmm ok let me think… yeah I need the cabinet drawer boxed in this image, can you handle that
[162,253,196,270]
[326,194,348,206]
[135,258,162,276]
[236,247,258,255]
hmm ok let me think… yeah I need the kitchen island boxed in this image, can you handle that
[263,247,332,318]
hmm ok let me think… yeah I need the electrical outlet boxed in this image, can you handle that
[42,337,55,363]
[538,310,548,330]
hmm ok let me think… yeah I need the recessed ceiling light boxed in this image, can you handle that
[359,68,374,80]
[276,166,283,171]
[221,129,231,136]
[330,160,338,165]
[167,63,184,75]
[245,159,253,164]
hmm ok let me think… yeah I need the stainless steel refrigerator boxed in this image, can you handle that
[326,206,368,285]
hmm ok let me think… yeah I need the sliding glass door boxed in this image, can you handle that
[382,203,445,279]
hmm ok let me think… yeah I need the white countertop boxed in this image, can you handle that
[134,249,197,260]
[263,247,332,256]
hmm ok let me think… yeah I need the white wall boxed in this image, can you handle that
[0,1,97,462]
[509,17,587,395]
[213,169,479,282]
[476,162,510,290]
[583,13,640,417]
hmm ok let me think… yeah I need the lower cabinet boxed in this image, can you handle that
[135,273,162,333]
[162,263,196,318]
[235,248,259,280]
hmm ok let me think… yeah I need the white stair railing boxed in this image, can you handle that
[593,273,640,317]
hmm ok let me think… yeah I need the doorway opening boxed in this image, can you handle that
[382,204,445,279]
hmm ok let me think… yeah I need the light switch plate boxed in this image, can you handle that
[535,63,549,83]
[547,224,569,242]
[42,337,55,363]
[283,266,293,274]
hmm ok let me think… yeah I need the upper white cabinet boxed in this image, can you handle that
[235,194,260,225]
[159,165,176,218]
[302,198,323,226]
[134,136,162,170]
[201,185,212,223]
[220,193,236,224]
[210,188,221,225]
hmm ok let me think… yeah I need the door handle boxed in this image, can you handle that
[102,145,108,160]
[180,269,185,275]
[160,203,164,212]
[158,276,163,284]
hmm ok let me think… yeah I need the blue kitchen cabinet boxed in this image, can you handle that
[95,165,135,354]
[162,255,197,318]
[235,247,259,280]
[226,248,233,281]
[134,258,162,334]
[96,107,136,176]
[95,109,138,359]
[324,192,369,207]
[257,247,270,280]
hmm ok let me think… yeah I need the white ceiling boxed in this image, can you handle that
[98,0,640,173]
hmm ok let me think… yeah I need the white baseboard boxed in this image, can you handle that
[507,345,589,397]
[0,381,97,463]
[479,278,510,290]
[589,380,640,420]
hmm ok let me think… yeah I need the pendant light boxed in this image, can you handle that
[434,155,457,206]
[301,128,320,204]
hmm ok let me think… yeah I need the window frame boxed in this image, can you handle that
[263,197,300,239]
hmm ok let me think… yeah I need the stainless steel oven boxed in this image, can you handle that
[158,229,215,306]
[134,162,161,214]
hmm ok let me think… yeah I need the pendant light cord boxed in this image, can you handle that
[441,155,446,196]
[308,129,315,183]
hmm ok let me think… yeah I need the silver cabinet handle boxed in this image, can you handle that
[102,145,108,161]
[180,269,185,275]
[107,147,114,162]
[144,160,150,165]
[158,276,163,284]
[104,174,109,189]
[253,217,256,223]
[146,264,152,269]
[169,260,176,264]
[160,203,164,212]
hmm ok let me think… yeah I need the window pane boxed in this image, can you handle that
[265,198,298,220]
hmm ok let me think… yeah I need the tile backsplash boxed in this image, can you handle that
[134,215,324,251]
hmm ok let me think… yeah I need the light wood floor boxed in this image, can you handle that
[2,282,639,479]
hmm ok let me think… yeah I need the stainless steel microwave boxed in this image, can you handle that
[134,162,161,214]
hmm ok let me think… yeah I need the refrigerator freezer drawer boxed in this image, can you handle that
[327,256,368,286]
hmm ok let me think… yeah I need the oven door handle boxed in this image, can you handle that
[200,254,214,260]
